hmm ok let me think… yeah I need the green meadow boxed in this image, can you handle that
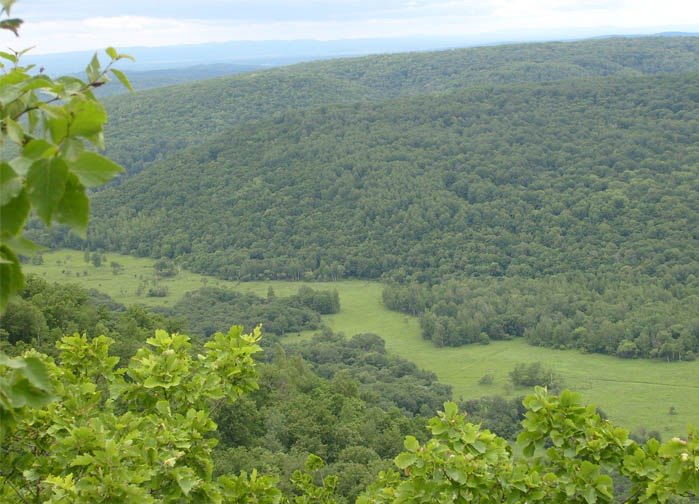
[26,249,699,436]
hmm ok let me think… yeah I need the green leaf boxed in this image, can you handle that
[0,353,24,368]
[45,116,69,144]
[2,235,42,256]
[0,18,22,36]
[173,468,199,495]
[26,157,69,224]
[7,378,53,408]
[21,357,52,391]
[69,151,124,187]
[304,454,325,472]
[54,75,86,96]
[583,485,598,504]
[0,50,15,63]
[522,442,536,458]
[22,139,55,160]
[0,246,24,310]
[0,81,23,106]
[70,454,94,467]
[68,98,107,137]
[105,47,118,60]
[443,401,458,417]
[394,452,417,469]
[110,68,134,93]
[404,435,419,452]
[3,116,23,144]
[85,53,101,83]
[61,137,84,162]
[0,188,30,237]
[55,174,89,235]
[0,162,21,205]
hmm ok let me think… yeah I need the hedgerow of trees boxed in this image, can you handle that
[382,278,699,360]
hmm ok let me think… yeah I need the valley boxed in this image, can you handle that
[26,249,699,436]
[4,27,699,501]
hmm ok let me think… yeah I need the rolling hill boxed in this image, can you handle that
[100,36,699,175]
[85,72,699,284]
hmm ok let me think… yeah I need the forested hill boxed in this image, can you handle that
[85,72,699,282]
[102,36,699,175]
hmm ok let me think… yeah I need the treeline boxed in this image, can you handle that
[382,276,699,360]
[71,72,699,284]
[169,286,340,337]
[0,275,181,361]
[287,330,451,416]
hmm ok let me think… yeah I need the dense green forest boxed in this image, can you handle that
[3,277,698,501]
[382,277,699,359]
[96,36,699,175]
[0,277,454,502]
[73,73,699,285]
[27,37,697,366]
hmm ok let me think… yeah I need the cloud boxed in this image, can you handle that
[3,1,699,54]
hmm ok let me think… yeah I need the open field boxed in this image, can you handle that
[26,249,699,436]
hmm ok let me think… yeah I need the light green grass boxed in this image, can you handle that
[26,249,699,435]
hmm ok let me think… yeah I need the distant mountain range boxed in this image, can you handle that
[25,32,699,75]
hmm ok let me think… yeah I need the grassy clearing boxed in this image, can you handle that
[26,249,699,436]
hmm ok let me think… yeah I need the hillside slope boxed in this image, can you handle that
[88,73,699,282]
[102,36,699,175]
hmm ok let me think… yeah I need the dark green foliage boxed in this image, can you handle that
[286,331,452,416]
[146,284,169,297]
[384,277,699,360]
[153,258,177,277]
[0,275,180,360]
[169,286,339,337]
[82,72,699,285]
[509,362,563,391]
[460,395,526,440]
[294,286,341,315]
[214,330,451,501]
[90,251,103,268]
[97,36,699,176]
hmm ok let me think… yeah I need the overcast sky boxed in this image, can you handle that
[3,0,699,54]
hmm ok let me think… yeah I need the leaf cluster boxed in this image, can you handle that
[1,326,264,502]
[0,38,133,311]
[362,390,699,503]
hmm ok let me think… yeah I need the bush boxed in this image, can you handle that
[509,362,562,391]
[478,373,494,385]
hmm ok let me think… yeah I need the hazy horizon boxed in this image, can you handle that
[3,0,699,56]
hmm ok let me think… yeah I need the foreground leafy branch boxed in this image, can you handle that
[2,326,697,502]
[1,326,266,502]
[361,389,698,503]
[0,0,133,312]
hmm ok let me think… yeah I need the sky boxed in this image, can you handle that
[2,0,699,55]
